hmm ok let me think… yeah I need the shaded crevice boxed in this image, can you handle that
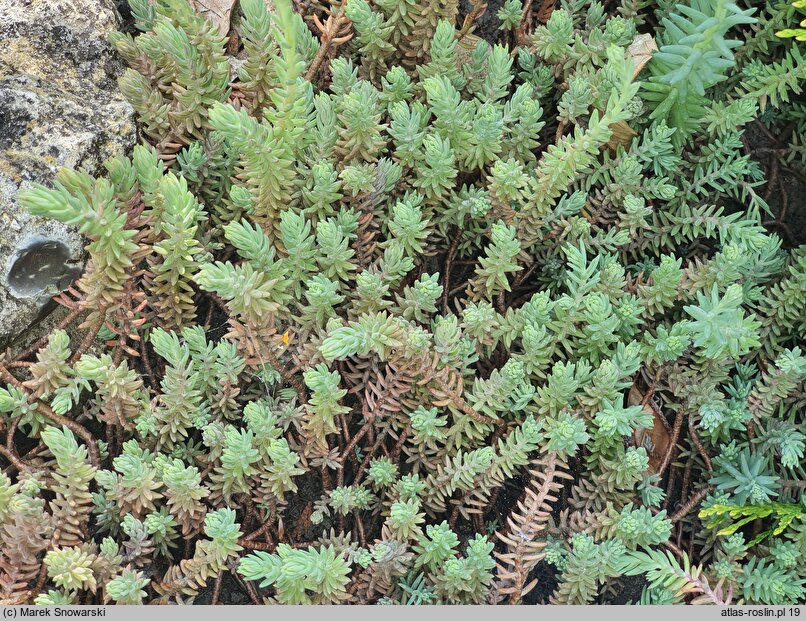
[6,238,82,299]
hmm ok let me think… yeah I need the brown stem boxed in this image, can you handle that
[28,562,50,602]
[663,540,685,559]
[657,407,685,477]
[0,444,36,473]
[0,366,25,389]
[496,290,507,315]
[0,365,84,468]
[352,509,366,547]
[515,0,534,42]
[237,539,275,551]
[12,307,84,362]
[339,412,351,446]
[0,366,99,467]
[229,566,262,606]
[688,415,713,472]
[347,569,365,596]
[304,8,352,82]
[449,279,472,298]
[427,367,502,426]
[261,345,307,402]
[7,415,20,452]
[449,503,461,529]
[555,120,567,144]
[37,401,101,468]
[289,502,313,543]
[670,485,714,524]
[442,227,463,314]
[663,461,677,511]
[211,570,223,605]
[340,420,372,464]
[679,455,693,518]
[354,429,388,483]
[139,337,158,389]
[512,260,539,289]
[244,518,275,543]
[69,317,106,364]
[4,361,33,369]
[388,423,411,461]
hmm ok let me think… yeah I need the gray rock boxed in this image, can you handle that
[0,0,137,346]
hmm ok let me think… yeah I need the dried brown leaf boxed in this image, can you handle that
[630,384,670,473]
[627,33,658,80]
[536,0,555,24]
[191,0,238,36]
[607,120,638,150]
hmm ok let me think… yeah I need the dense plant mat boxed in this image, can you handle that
[1,0,805,606]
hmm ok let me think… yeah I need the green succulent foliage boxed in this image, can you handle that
[643,0,757,140]
[710,447,780,505]
[106,569,150,605]
[44,547,98,592]
[238,545,352,604]
[683,285,761,359]
[3,0,806,608]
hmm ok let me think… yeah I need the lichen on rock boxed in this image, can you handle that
[0,0,137,345]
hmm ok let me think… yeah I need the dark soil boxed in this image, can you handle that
[194,571,253,604]
[742,119,806,247]
[115,0,138,35]
[459,0,507,44]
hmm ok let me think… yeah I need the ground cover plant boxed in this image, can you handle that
[1,0,805,606]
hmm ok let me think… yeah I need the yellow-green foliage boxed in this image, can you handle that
[2,0,805,607]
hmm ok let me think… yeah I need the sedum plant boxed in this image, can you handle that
[0,0,804,607]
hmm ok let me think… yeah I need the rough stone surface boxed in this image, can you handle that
[0,0,137,345]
